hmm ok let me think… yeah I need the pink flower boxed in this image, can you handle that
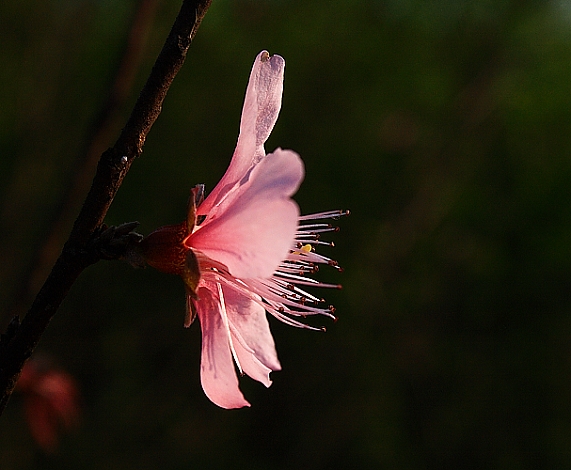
[136,51,347,408]
[16,358,80,452]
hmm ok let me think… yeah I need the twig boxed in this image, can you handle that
[0,0,213,417]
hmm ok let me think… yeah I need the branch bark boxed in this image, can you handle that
[0,0,213,417]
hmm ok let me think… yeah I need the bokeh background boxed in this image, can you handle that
[2,0,571,468]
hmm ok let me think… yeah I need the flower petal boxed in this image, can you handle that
[223,284,281,374]
[232,336,273,387]
[189,149,304,279]
[199,51,285,215]
[196,286,250,409]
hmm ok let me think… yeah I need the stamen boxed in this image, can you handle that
[277,264,318,275]
[261,279,322,304]
[274,270,341,289]
[280,262,319,275]
[297,223,336,232]
[298,209,350,221]
[288,250,335,265]
[295,235,319,242]
[218,274,324,330]
[300,240,334,247]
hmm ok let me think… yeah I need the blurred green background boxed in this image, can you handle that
[2,0,571,468]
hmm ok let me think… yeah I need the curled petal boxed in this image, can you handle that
[232,336,273,387]
[200,51,285,215]
[196,287,250,409]
[189,149,304,279]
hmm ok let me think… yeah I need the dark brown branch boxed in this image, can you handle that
[7,0,160,323]
[0,0,213,417]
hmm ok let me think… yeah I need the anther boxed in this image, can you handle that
[301,244,312,253]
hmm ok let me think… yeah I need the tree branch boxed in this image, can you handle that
[0,0,213,417]
[7,0,161,322]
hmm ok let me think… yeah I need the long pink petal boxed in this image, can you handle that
[223,285,281,373]
[196,286,250,409]
[199,51,285,215]
[189,149,304,279]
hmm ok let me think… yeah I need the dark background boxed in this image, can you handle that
[2,0,571,468]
